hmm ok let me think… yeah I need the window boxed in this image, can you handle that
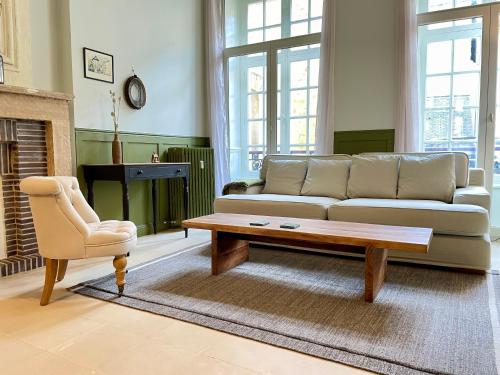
[225,0,323,179]
[418,15,482,166]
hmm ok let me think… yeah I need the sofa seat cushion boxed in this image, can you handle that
[328,199,489,236]
[214,194,339,220]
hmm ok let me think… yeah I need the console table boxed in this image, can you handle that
[82,163,190,237]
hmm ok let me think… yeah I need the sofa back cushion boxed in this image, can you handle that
[347,156,399,199]
[398,153,456,203]
[361,152,469,187]
[300,159,351,199]
[260,154,351,181]
[262,160,308,195]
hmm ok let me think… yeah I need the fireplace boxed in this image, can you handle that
[0,85,73,276]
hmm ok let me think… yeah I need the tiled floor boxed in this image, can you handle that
[1,231,498,375]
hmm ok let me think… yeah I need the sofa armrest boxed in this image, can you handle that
[453,186,491,211]
[469,168,485,186]
[222,179,265,196]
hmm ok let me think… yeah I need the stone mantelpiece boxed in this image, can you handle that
[0,85,73,276]
[0,85,73,176]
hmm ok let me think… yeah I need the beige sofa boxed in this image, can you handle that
[215,152,491,271]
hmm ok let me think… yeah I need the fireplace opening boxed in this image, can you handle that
[0,118,48,276]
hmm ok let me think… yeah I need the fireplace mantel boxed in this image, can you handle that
[0,85,74,176]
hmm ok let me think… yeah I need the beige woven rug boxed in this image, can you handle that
[71,244,500,375]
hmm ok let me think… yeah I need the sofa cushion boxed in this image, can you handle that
[262,160,308,195]
[214,194,339,220]
[347,156,399,199]
[361,152,469,188]
[260,154,351,180]
[300,159,351,199]
[398,154,455,203]
[328,198,489,236]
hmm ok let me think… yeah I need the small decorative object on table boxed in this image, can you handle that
[151,151,160,163]
[0,55,4,84]
[110,90,122,164]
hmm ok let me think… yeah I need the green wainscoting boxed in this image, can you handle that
[75,129,210,236]
[334,129,395,155]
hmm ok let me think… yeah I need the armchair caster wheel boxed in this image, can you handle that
[118,285,124,295]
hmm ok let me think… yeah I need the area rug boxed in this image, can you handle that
[71,244,500,375]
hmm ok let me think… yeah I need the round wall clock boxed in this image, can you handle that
[124,75,146,110]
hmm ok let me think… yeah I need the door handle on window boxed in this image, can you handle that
[488,113,495,123]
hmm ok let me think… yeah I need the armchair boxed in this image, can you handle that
[20,176,137,305]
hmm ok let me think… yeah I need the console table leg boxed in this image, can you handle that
[152,179,157,234]
[211,231,249,275]
[121,181,130,221]
[183,176,189,238]
[86,179,94,208]
[364,245,388,303]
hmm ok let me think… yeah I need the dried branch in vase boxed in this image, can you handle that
[109,90,122,134]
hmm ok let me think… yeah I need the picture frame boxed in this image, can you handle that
[0,55,4,85]
[83,48,114,83]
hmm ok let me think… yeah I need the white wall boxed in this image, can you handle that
[68,0,206,137]
[334,0,397,131]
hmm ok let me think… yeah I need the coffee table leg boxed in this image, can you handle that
[364,245,388,302]
[211,231,249,275]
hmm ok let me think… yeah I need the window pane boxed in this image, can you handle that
[454,38,481,72]
[248,29,263,44]
[424,110,450,141]
[265,0,281,26]
[290,119,307,144]
[311,0,323,18]
[290,60,308,88]
[248,94,264,119]
[311,19,322,33]
[291,21,308,37]
[290,90,308,116]
[309,58,319,86]
[309,118,316,145]
[453,73,480,107]
[248,1,263,29]
[291,0,308,21]
[426,41,452,74]
[425,76,451,108]
[248,121,264,145]
[265,26,281,41]
[309,89,318,116]
[248,67,264,92]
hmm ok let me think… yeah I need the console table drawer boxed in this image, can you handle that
[128,166,188,179]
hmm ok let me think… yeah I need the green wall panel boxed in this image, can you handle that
[334,129,395,155]
[75,129,209,236]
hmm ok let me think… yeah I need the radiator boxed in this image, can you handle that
[167,147,215,226]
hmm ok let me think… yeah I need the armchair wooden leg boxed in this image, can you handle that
[40,258,58,306]
[113,255,127,295]
[56,260,68,282]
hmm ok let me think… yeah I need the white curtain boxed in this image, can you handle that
[206,0,230,196]
[395,0,419,152]
[315,0,336,155]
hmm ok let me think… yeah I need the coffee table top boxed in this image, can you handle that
[183,213,432,253]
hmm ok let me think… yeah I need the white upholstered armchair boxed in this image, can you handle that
[20,176,137,305]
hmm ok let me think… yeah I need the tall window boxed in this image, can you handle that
[225,0,323,179]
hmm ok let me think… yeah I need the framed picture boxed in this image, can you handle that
[83,48,114,83]
[0,55,4,84]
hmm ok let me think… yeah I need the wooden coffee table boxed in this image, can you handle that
[183,213,432,302]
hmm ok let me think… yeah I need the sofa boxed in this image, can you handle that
[214,152,491,271]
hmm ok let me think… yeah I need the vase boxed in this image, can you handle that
[112,132,122,164]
